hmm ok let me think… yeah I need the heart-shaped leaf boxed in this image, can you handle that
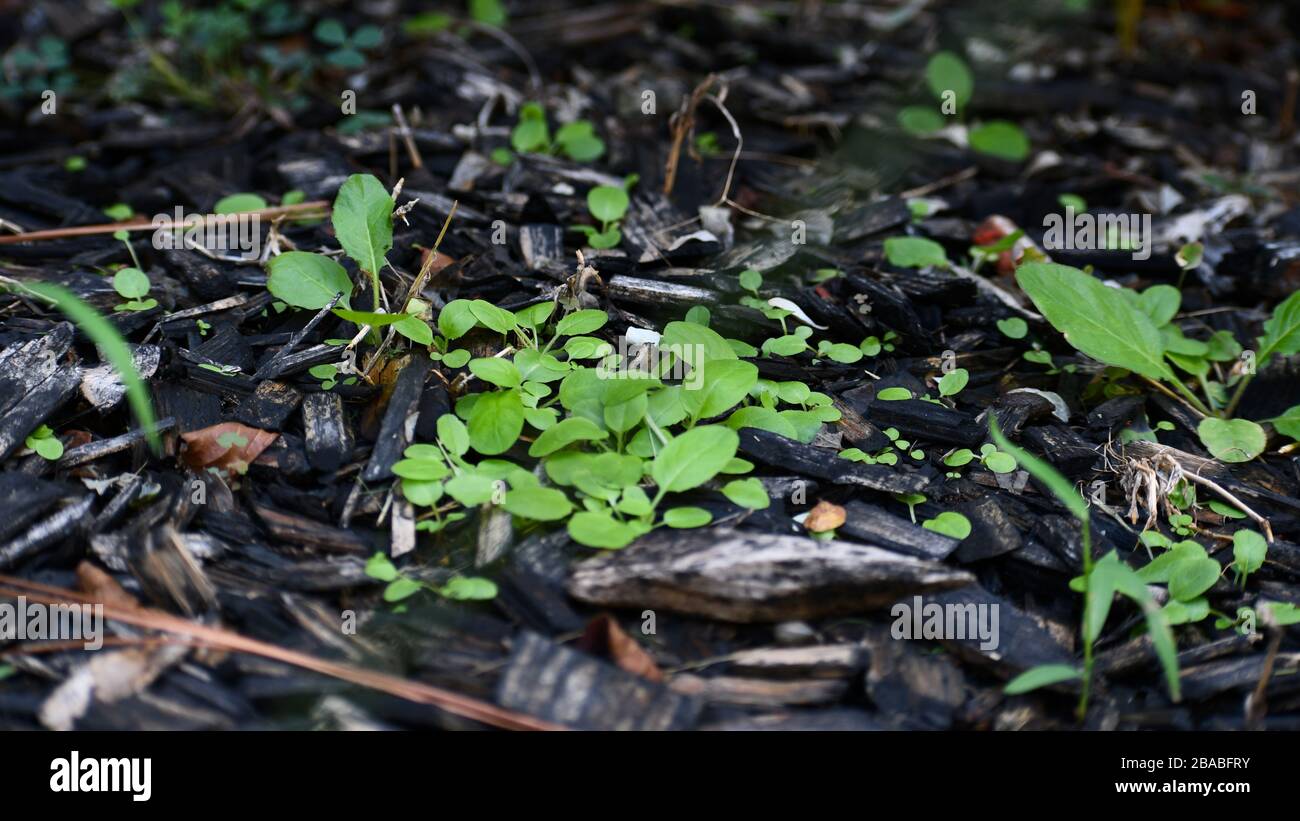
[1197,418,1266,463]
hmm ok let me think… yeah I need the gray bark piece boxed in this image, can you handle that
[568,528,973,623]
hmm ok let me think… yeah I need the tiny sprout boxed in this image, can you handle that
[894,492,927,523]
[25,424,63,461]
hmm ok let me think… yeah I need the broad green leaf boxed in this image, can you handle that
[722,477,770,509]
[555,309,607,336]
[937,368,968,397]
[214,193,268,214]
[603,393,647,434]
[1136,541,1207,583]
[877,387,912,401]
[661,321,737,363]
[663,506,712,528]
[1257,290,1300,368]
[438,299,478,338]
[391,458,450,480]
[401,479,444,506]
[1197,418,1266,463]
[528,417,608,456]
[470,0,507,28]
[467,389,524,455]
[444,473,500,506]
[468,299,518,335]
[1267,405,1300,441]
[436,414,470,457]
[332,173,393,276]
[112,268,149,299]
[725,406,798,439]
[365,553,399,581]
[925,51,973,107]
[1138,284,1181,327]
[384,578,423,602]
[1003,664,1080,695]
[469,357,521,388]
[684,359,758,420]
[440,576,498,600]
[1015,262,1174,381]
[503,486,573,521]
[558,367,606,426]
[819,342,863,363]
[568,510,646,549]
[514,301,555,329]
[778,409,823,443]
[1232,529,1267,579]
[969,121,1030,161]
[1163,597,1210,626]
[334,308,409,327]
[997,317,1028,339]
[587,185,629,223]
[922,511,971,540]
[651,425,739,493]
[898,106,944,136]
[394,315,433,345]
[983,451,1017,474]
[267,251,353,310]
[884,236,947,269]
[1168,555,1222,601]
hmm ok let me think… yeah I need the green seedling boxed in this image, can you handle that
[922,511,971,540]
[112,266,156,312]
[884,236,948,269]
[993,417,1180,718]
[571,176,635,249]
[894,492,927,523]
[1017,261,1300,462]
[896,50,1030,161]
[364,553,497,602]
[314,19,383,69]
[387,307,827,549]
[508,102,605,162]
[24,425,64,461]
[859,331,898,356]
[1,35,73,101]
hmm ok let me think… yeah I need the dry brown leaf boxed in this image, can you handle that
[578,614,663,682]
[181,422,277,478]
[804,500,846,533]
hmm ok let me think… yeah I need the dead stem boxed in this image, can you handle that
[0,573,563,731]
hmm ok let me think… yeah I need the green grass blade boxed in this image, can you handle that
[22,282,161,453]
[988,414,1087,521]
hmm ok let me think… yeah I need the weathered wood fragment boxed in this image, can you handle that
[495,632,702,730]
[736,428,927,494]
[728,644,867,679]
[0,494,94,569]
[567,528,973,622]
[670,674,849,707]
[302,392,353,473]
[362,354,431,482]
[839,500,960,561]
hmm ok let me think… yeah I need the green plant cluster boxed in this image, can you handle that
[1015,261,1300,463]
[896,51,1030,161]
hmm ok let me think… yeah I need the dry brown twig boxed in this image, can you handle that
[0,570,562,731]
